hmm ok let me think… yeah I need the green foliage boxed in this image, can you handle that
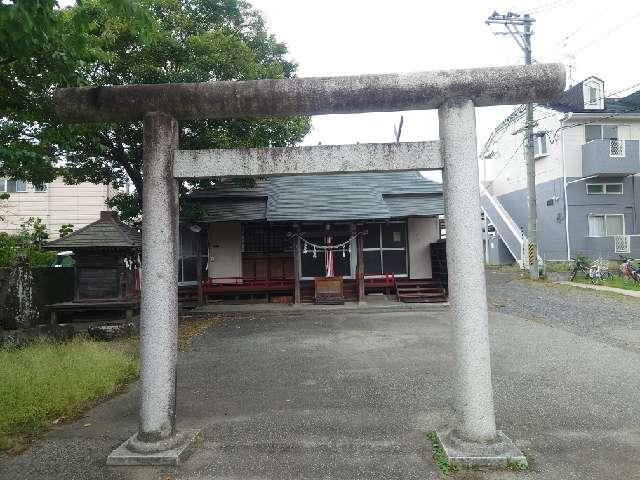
[1,0,311,222]
[0,218,56,267]
[180,201,207,223]
[58,224,74,238]
[574,253,591,270]
[105,192,142,223]
[19,217,49,247]
[0,338,137,451]
[506,458,528,471]
[426,431,457,475]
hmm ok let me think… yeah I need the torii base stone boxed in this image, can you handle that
[107,430,202,466]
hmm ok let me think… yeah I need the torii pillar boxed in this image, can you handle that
[54,63,565,467]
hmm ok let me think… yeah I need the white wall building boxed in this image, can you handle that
[481,76,640,261]
[0,177,112,239]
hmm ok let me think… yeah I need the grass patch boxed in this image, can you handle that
[0,338,137,453]
[426,431,457,476]
[572,275,640,292]
[0,315,219,454]
[506,457,528,471]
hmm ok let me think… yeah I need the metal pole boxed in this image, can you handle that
[440,97,497,442]
[139,111,180,442]
[524,13,539,280]
[483,210,489,263]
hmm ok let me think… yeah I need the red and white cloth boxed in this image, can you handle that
[325,236,334,277]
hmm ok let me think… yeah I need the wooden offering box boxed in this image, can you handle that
[314,276,344,305]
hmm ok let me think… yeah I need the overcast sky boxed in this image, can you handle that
[59,0,640,182]
[248,0,640,153]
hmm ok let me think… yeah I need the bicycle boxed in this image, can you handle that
[570,256,613,284]
[620,256,640,284]
[569,255,591,282]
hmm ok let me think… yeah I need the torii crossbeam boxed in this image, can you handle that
[55,63,565,468]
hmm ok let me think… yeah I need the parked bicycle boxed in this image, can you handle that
[620,256,640,284]
[570,255,613,284]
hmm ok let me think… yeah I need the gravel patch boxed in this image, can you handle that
[486,270,640,352]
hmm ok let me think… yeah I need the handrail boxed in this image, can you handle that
[479,183,523,241]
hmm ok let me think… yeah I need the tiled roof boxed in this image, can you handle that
[548,80,640,114]
[188,171,443,222]
[45,212,141,249]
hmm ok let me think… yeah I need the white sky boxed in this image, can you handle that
[248,0,640,151]
[60,0,640,183]
[245,0,640,182]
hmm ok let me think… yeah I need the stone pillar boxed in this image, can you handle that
[293,233,302,305]
[107,111,201,466]
[356,228,365,303]
[436,98,525,468]
[139,111,180,442]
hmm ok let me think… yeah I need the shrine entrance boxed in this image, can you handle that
[54,63,565,467]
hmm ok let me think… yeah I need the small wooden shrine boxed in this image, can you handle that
[44,211,142,321]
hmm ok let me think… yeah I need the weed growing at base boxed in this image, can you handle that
[426,431,457,475]
[0,338,137,452]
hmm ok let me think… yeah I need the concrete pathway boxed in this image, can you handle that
[1,307,639,479]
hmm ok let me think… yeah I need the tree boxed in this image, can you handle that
[0,0,311,221]
[0,0,149,189]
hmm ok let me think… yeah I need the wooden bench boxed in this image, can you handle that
[201,277,294,303]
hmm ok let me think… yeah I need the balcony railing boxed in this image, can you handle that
[582,139,639,177]
[609,139,625,157]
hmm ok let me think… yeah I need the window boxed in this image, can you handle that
[533,133,548,158]
[583,79,604,109]
[363,222,407,276]
[585,124,618,143]
[242,225,290,253]
[588,214,624,237]
[2,179,28,193]
[33,183,47,192]
[586,183,623,195]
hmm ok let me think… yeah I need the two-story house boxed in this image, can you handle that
[481,76,640,262]
[0,177,113,239]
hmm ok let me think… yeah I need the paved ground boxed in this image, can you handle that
[1,275,639,479]
[486,270,640,352]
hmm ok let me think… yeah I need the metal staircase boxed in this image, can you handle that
[479,183,528,268]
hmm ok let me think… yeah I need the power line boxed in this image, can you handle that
[566,10,640,55]
[528,0,576,14]
[549,6,610,49]
[485,140,525,187]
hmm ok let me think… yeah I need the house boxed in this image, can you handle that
[481,76,640,261]
[0,177,112,238]
[180,170,445,303]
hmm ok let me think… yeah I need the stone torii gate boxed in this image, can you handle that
[55,63,565,467]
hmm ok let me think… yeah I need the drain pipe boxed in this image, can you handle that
[562,114,571,260]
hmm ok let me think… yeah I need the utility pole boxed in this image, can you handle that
[486,11,539,279]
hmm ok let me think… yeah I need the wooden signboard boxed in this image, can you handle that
[314,276,344,305]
